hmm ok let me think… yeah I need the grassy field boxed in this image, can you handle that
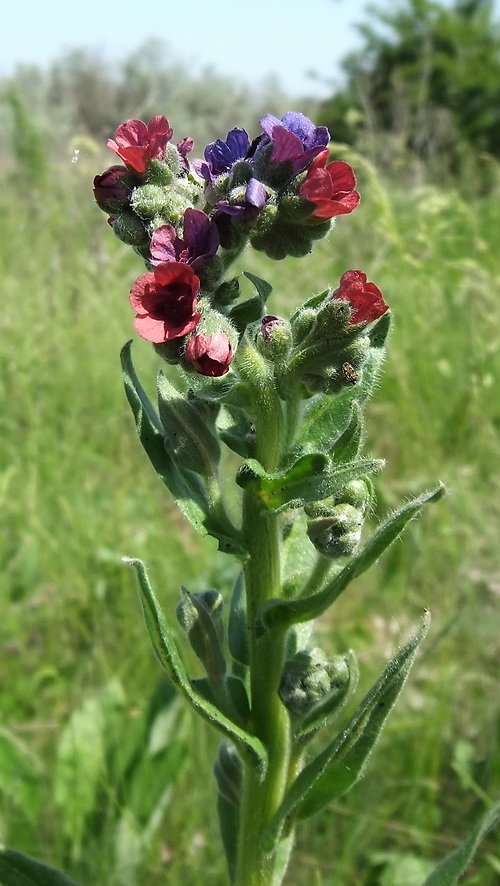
[1,140,499,886]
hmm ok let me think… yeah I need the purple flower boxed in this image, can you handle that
[216,177,267,220]
[150,208,219,272]
[258,111,330,174]
[196,128,251,181]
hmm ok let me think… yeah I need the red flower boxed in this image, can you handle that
[333,270,389,324]
[108,116,174,175]
[299,151,360,218]
[185,332,233,377]
[129,262,201,343]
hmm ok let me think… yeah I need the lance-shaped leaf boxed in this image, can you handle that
[176,588,227,687]
[261,614,429,852]
[331,401,363,464]
[228,571,250,667]
[124,557,267,773]
[297,334,387,458]
[236,454,384,515]
[217,792,240,885]
[259,484,445,631]
[121,342,245,556]
[228,272,273,333]
[420,795,500,886]
[243,271,273,302]
[0,849,81,886]
[157,371,220,476]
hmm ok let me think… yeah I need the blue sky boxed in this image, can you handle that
[1,0,486,99]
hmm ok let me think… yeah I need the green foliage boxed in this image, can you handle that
[319,0,500,179]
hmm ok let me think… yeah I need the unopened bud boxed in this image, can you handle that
[111,211,149,246]
[306,503,363,557]
[256,315,292,362]
[279,648,350,716]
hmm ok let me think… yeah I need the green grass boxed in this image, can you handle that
[1,145,499,886]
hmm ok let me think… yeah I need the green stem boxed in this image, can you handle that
[234,492,291,886]
[232,346,294,885]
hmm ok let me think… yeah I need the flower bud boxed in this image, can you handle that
[279,648,350,716]
[111,211,149,246]
[93,165,132,213]
[306,503,363,557]
[256,316,292,362]
[183,304,239,378]
[212,277,241,307]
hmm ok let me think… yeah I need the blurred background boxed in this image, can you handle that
[1,1,500,884]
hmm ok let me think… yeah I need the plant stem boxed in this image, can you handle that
[234,490,292,886]
[233,350,293,886]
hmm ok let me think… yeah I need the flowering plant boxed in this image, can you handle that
[2,110,498,886]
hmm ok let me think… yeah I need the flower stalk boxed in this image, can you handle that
[91,109,445,886]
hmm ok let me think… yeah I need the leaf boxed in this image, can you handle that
[54,680,124,859]
[127,738,188,826]
[157,370,220,476]
[260,484,445,631]
[217,792,240,885]
[125,557,267,774]
[236,454,384,515]
[121,341,245,556]
[0,729,42,825]
[0,849,81,886]
[420,795,500,886]
[243,271,273,302]
[261,614,429,852]
[228,571,249,667]
[331,401,363,463]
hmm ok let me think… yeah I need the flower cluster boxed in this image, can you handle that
[94,111,386,380]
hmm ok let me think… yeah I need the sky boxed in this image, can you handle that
[0,0,474,100]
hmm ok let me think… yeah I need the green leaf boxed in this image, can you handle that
[261,614,429,851]
[0,849,81,886]
[420,796,500,886]
[127,738,188,826]
[121,342,245,556]
[125,557,267,774]
[331,401,363,463]
[157,370,220,476]
[0,729,42,825]
[217,791,240,884]
[236,454,383,515]
[228,571,249,667]
[243,271,273,302]
[260,484,445,631]
[54,680,124,859]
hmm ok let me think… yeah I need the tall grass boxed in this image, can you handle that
[1,127,499,885]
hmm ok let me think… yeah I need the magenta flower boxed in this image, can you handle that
[150,209,219,272]
[108,116,174,175]
[185,332,233,377]
[259,111,330,173]
[129,262,201,343]
[333,270,389,324]
[299,152,361,218]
